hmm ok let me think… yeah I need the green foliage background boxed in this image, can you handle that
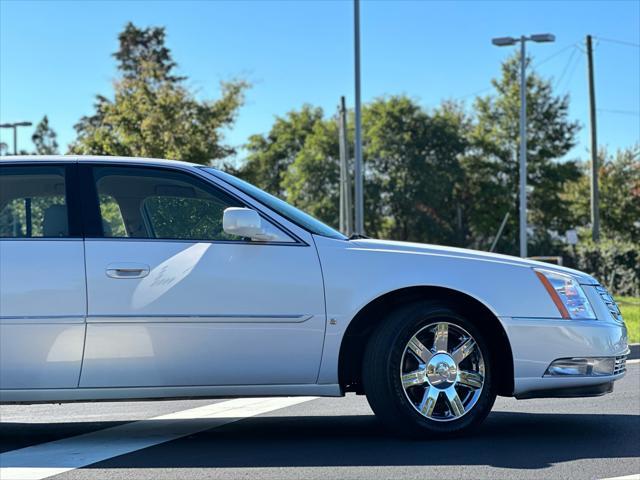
[9,22,638,295]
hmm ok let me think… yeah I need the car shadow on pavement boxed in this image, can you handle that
[2,411,639,470]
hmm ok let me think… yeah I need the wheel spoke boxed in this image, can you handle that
[458,370,484,390]
[418,386,439,417]
[407,336,433,363]
[433,323,448,352]
[452,338,476,364]
[402,367,427,388]
[445,387,465,417]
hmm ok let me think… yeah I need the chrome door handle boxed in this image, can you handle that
[106,263,150,279]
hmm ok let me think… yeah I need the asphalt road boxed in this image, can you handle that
[1,364,639,480]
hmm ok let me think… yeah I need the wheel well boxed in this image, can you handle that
[338,286,515,396]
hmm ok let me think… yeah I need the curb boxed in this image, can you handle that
[629,343,639,360]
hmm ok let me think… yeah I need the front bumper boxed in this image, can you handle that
[501,316,628,398]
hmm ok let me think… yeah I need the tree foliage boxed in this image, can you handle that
[564,145,640,244]
[464,54,581,254]
[70,22,247,164]
[32,116,59,155]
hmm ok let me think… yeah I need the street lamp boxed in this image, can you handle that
[0,121,33,155]
[491,33,555,258]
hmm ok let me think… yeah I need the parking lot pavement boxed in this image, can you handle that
[1,364,638,480]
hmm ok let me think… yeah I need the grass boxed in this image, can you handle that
[616,296,640,344]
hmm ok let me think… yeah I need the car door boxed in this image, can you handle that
[79,162,326,388]
[0,162,86,389]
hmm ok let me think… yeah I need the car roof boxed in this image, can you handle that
[0,155,204,169]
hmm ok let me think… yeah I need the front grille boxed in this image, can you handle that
[614,355,627,375]
[595,286,624,324]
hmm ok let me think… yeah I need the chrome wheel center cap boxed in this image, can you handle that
[426,353,457,389]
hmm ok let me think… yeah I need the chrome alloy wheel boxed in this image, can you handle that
[400,322,485,422]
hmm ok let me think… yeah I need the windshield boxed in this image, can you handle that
[202,168,347,240]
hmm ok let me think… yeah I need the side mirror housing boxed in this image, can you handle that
[223,207,266,239]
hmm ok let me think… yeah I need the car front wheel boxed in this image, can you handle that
[362,301,496,437]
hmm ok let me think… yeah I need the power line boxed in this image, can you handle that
[554,45,579,90]
[561,49,583,93]
[595,36,640,48]
[597,108,640,116]
[534,42,578,68]
[454,86,494,102]
[453,42,580,103]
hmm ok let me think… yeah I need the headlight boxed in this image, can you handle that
[534,268,596,320]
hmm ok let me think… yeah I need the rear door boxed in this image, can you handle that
[0,162,86,389]
[79,163,326,388]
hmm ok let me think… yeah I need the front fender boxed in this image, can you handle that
[313,236,559,385]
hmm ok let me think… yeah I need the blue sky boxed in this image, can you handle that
[1,0,638,162]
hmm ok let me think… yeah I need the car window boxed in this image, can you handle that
[91,165,293,242]
[203,168,347,240]
[99,194,127,237]
[0,166,70,238]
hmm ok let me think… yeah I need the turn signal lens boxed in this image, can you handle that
[534,269,596,320]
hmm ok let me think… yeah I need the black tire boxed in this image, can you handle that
[362,301,496,438]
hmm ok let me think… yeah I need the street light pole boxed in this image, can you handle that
[491,33,554,258]
[0,121,33,155]
[353,0,364,235]
[519,36,528,258]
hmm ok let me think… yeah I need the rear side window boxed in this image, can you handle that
[90,166,245,241]
[0,165,71,238]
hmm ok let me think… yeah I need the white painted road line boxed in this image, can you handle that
[600,474,640,480]
[627,359,640,365]
[0,396,317,480]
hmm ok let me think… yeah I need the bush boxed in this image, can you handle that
[565,238,640,296]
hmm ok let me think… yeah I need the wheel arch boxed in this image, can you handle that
[337,286,515,396]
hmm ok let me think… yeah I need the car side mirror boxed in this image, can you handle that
[223,207,269,240]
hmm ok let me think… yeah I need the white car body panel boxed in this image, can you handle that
[0,240,86,388]
[0,156,629,403]
[80,238,326,387]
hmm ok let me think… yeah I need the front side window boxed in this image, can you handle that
[0,166,70,238]
[91,166,291,242]
[203,168,347,240]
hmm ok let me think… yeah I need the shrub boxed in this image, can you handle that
[565,238,640,296]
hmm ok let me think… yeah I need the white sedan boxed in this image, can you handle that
[0,156,629,437]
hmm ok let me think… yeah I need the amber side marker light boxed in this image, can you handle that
[535,270,571,319]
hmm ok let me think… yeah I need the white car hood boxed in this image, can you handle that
[348,239,599,285]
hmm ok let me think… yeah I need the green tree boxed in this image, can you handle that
[241,105,324,197]
[243,97,468,242]
[465,53,581,254]
[564,145,640,243]
[70,22,247,164]
[282,117,342,225]
[362,97,467,243]
[31,116,59,155]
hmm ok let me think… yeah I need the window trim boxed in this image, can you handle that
[0,162,82,239]
[80,163,306,246]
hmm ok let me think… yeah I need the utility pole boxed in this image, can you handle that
[586,34,600,242]
[338,96,353,235]
[353,0,364,235]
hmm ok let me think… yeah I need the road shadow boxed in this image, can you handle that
[2,411,639,470]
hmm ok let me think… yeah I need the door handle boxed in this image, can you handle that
[106,263,150,279]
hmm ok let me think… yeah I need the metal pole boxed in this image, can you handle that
[353,0,364,235]
[13,126,17,155]
[586,34,600,242]
[490,211,511,253]
[519,37,528,258]
[338,97,353,235]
